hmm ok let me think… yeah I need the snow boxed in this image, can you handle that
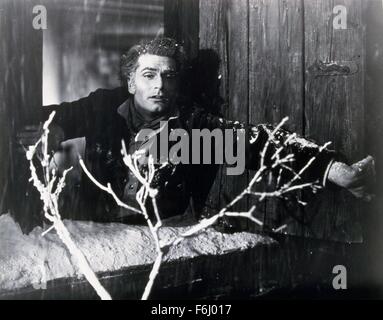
[0,213,276,292]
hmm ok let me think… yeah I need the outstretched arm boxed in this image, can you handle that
[17,87,129,152]
[182,105,375,201]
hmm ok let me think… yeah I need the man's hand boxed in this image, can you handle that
[16,124,43,153]
[16,123,64,155]
[327,155,376,201]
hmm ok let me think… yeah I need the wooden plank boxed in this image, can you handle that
[164,0,199,59]
[218,0,250,229]
[0,1,10,215]
[363,0,383,283]
[198,0,230,220]
[184,0,251,229]
[208,0,249,229]
[164,0,222,221]
[2,0,43,232]
[303,0,365,242]
[248,0,304,235]
[164,0,180,40]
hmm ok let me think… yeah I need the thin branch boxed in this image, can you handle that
[79,158,141,214]
[76,116,332,300]
[26,112,111,300]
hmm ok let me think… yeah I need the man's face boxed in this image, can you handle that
[129,54,179,118]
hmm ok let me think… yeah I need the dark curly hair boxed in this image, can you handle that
[120,37,186,86]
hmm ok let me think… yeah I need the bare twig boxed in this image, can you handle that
[26,112,111,300]
[76,117,332,300]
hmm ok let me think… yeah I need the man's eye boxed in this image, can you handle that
[164,73,177,79]
[143,73,155,79]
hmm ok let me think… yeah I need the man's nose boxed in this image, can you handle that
[153,75,164,90]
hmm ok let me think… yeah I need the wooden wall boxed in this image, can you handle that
[0,0,43,230]
[165,0,367,242]
[364,0,383,289]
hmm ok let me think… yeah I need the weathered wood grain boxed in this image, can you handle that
[161,0,366,241]
[248,0,304,235]
[165,0,224,220]
[363,0,383,285]
[164,0,199,60]
[218,0,250,229]
[198,0,229,217]
[1,0,43,231]
[0,1,10,215]
[303,0,365,242]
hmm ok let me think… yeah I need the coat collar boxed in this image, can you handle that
[117,95,132,122]
[117,95,179,135]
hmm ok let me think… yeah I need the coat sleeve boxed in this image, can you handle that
[245,123,336,186]
[40,87,128,141]
[182,105,336,186]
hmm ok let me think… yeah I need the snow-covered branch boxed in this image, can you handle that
[26,112,111,300]
[76,117,331,299]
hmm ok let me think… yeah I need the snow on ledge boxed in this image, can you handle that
[0,213,276,292]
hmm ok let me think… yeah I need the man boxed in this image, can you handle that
[19,37,374,228]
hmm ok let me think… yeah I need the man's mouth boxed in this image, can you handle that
[149,95,169,103]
